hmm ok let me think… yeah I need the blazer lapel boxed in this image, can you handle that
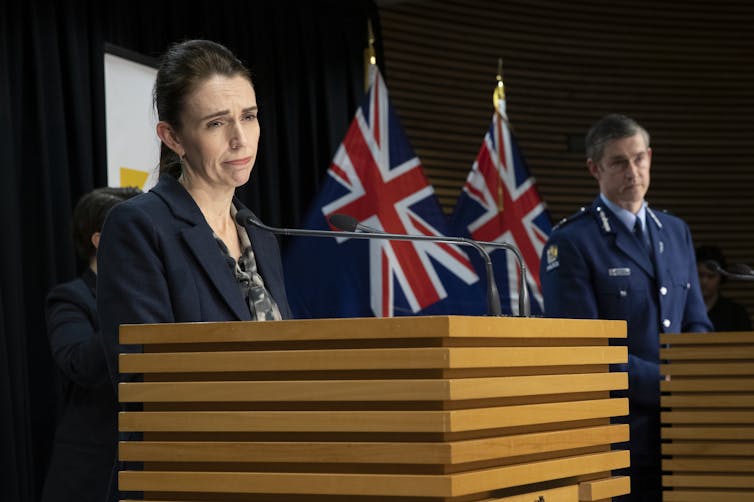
[152,175,251,321]
[181,225,251,321]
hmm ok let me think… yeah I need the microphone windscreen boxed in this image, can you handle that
[235,208,256,226]
[704,260,723,273]
[729,263,754,275]
[329,213,359,232]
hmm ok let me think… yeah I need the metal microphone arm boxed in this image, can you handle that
[705,260,754,282]
[474,239,530,318]
[236,209,504,316]
[340,216,530,317]
[328,214,509,317]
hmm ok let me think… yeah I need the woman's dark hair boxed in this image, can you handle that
[73,186,142,261]
[153,39,253,178]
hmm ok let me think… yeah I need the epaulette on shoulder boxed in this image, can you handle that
[647,202,672,216]
[552,206,590,231]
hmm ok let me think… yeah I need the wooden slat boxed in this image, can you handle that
[578,476,630,501]
[118,450,628,497]
[662,442,754,456]
[119,424,628,464]
[661,394,754,408]
[660,332,754,345]
[660,363,754,376]
[662,491,754,502]
[120,346,627,373]
[120,398,627,433]
[661,346,754,360]
[661,410,754,424]
[480,484,577,501]
[662,426,754,440]
[661,378,754,392]
[663,474,754,488]
[119,316,625,344]
[663,458,754,472]
[119,372,626,402]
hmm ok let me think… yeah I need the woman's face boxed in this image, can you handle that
[177,74,260,191]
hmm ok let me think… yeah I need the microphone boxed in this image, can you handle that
[328,213,526,317]
[235,209,507,316]
[704,260,754,282]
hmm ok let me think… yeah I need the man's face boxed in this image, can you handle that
[587,133,652,213]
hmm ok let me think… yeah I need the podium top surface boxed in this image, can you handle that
[120,315,625,345]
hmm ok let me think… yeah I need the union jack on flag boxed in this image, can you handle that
[284,67,482,318]
[450,98,552,315]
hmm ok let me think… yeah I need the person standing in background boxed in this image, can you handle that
[696,244,752,331]
[540,114,711,501]
[41,187,140,502]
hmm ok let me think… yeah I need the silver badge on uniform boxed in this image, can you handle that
[608,267,631,276]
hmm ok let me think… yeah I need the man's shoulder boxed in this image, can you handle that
[647,206,692,237]
[552,205,594,233]
[649,206,687,225]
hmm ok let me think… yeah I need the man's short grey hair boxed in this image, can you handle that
[585,114,650,163]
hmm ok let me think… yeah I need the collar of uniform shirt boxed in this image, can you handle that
[599,193,648,233]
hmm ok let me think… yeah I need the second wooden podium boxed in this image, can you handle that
[117,316,630,501]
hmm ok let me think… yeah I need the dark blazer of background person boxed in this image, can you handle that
[40,269,116,502]
[97,174,292,385]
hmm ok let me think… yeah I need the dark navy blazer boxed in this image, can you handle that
[41,269,117,502]
[97,174,292,386]
[540,197,710,463]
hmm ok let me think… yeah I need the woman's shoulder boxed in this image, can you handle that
[104,189,169,227]
[47,276,90,304]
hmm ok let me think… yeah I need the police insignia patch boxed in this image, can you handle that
[546,245,559,271]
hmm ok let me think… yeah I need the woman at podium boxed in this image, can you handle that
[97,39,292,387]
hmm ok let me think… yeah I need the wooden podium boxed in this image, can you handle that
[660,331,754,501]
[118,316,631,501]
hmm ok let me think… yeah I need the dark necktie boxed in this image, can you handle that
[633,219,651,253]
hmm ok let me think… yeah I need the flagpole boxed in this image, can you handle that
[364,20,377,91]
[491,58,531,318]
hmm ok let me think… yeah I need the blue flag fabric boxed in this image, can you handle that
[450,101,552,316]
[284,68,484,318]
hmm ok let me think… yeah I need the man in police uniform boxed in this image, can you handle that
[540,114,711,501]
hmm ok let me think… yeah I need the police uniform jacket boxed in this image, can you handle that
[540,196,711,460]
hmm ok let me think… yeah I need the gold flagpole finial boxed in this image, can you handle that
[493,57,505,111]
[493,58,506,212]
[364,20,377,91]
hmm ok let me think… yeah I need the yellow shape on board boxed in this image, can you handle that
[120,167,149,189]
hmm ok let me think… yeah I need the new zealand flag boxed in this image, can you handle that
[450,100,551,315]
[284,68,483,318]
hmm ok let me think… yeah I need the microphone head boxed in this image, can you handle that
[729,263,754,276]
[703,260,723,273]
[329,213,359,232]
[235,208,257,227]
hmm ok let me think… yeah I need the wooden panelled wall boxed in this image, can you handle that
[378,0,754,320]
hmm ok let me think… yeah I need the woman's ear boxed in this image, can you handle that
[91,232,101,250]
[156,121,183,157]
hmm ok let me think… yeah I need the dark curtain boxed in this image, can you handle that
[0,1,382,500]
